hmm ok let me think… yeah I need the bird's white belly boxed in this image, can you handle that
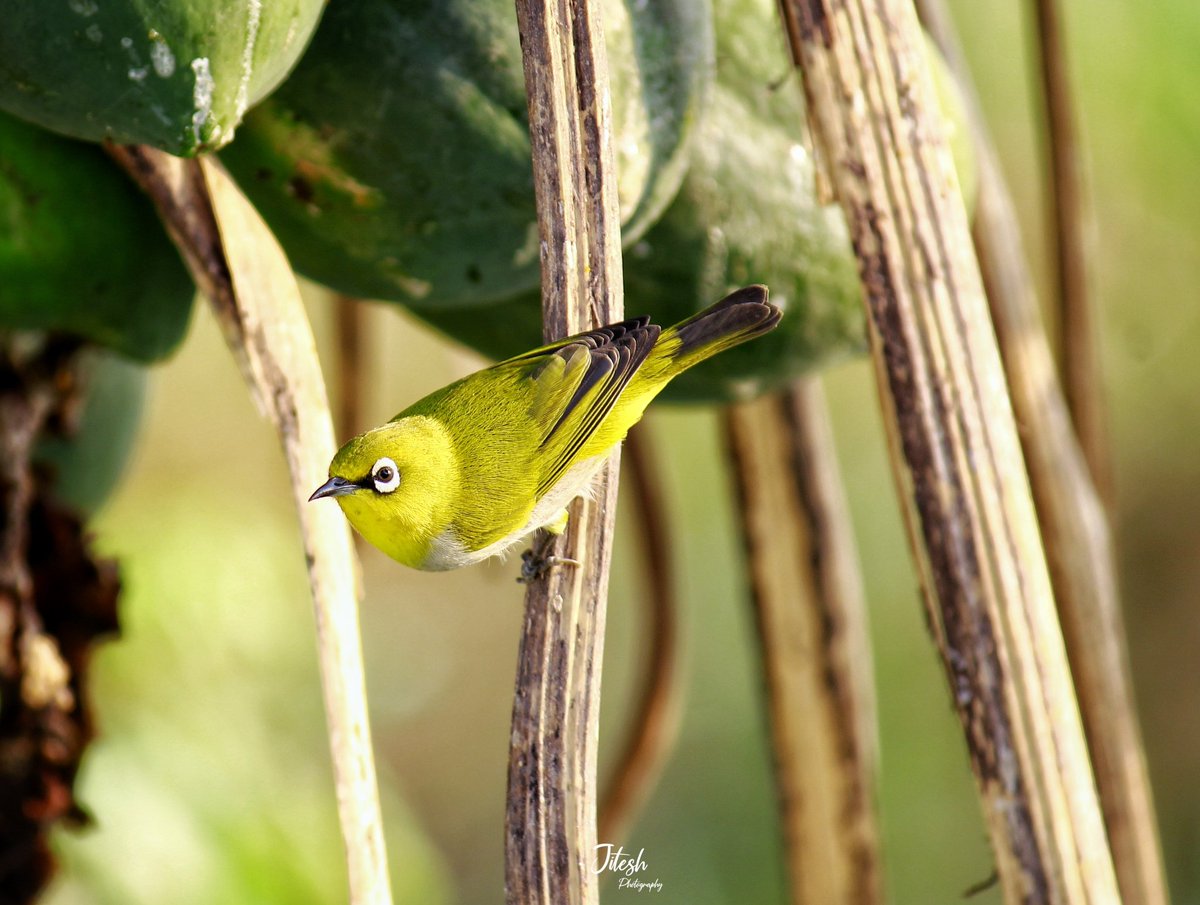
[423,453,611,571]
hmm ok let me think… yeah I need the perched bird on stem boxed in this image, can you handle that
[310,285,780,571]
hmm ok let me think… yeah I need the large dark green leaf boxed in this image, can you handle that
[222,0,712,306]
[0,0,324,154]
[0,112,194,361]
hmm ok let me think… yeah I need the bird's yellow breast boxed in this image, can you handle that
[336,492,437,569]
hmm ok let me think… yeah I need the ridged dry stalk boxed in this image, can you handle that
[776,1,1120,901]
[724,378,883,905]
[914,2,1168,901]
[109,147,392,905]
[504,0,624,902]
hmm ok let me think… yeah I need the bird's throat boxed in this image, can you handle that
[336,494,436,569]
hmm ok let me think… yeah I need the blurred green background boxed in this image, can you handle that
[43,0,1200,902]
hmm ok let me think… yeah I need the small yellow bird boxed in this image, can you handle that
[310,285,780,570]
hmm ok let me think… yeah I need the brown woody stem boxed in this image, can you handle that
[505,0,624,902]
[725,378,883,904]
[1028,0,1114,510]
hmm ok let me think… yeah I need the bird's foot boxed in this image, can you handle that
[516,534,580,584]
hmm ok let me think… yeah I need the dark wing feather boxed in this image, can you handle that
[520,316,660,497]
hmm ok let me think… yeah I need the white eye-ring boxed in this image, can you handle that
[371,457,400,494]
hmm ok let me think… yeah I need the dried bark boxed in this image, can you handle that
[776,0,1120,900]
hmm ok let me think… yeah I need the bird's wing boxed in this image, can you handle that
[506,317,661,497]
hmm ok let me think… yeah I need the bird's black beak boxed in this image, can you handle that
[308,475,359,502]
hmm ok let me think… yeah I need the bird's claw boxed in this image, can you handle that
[517,538,581,583]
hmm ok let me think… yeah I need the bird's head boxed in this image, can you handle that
[309,415,459,567]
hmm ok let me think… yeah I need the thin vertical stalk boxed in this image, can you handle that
[776,0,1120,900]
[504,0,624,902]
[334,295,365,440]
[598,422,682,845]
[1028,0,1113,510]
[725,378,883,904]
[915,2,1168,901]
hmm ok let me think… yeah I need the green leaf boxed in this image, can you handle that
[0,112,194,361]
[221,0,713,306]
[0,0,324,154]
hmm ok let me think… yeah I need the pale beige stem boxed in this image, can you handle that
[109,146,392,905]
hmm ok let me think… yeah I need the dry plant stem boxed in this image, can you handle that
[976,152,1161,905]
[724,379,882,905]
[333,296,368,555]
[107,146,393,905]
[597,422,681,844]
[974,149,1166,905]
[776,1,1120,901]
[1028,0,1113,510]
[913,3,1168,900]
[505,0,624,902]
[334,295,366,440]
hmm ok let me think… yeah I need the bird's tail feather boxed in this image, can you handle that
[661,285,781,373]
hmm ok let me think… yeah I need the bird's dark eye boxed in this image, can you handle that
[371,456,401,493]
